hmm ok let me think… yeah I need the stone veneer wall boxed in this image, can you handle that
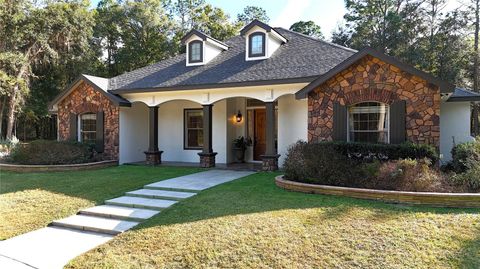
[58,81,119,160]
[308,55,440,146]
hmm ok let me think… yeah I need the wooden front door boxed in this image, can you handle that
[254,109,266,160]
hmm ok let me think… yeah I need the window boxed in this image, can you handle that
[184,109,203,149]
[249,32,265,57]
[80,113,96,144]
[348,102,389,143]
[188,40,203,63]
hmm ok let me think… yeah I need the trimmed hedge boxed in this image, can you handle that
[7,140,96,165]
[283,141,438,186]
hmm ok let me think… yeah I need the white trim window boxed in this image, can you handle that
[80,113,96,144]
[348,102,389,143]
[184,109,203,149]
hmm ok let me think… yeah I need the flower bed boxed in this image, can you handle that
[275,176,480,208]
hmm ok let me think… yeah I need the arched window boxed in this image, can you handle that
[80,113,97,144]
[249,32,265,57]
[188,40,203,63]
[348,102,389,143]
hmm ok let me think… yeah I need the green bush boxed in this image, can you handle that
[283,141,443,191]
[451,138,480,173]
[283,141,361,186]
[450,162,480,192]
[329,141,438,164]
[7,140,96,165]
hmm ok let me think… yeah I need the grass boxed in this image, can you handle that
[65,172,480,269]
[0,165,201,240]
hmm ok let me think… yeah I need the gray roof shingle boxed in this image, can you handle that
[109,28,357,93]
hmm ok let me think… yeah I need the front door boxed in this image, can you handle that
[253,109,266,160]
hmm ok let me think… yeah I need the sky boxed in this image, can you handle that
[90,0,464,40]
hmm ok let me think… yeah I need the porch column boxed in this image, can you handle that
[261,102,280,171]
[198,104,217,168]
[144,106,163,165]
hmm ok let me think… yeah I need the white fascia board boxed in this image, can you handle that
[206,38,228,50]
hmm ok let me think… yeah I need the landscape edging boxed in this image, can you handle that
[275,175,480,208]
[0,160,118,173]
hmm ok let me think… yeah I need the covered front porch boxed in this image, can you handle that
[117,84,308,171]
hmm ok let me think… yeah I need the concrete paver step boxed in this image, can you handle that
[79,205,160,221]
[51,215,139,235]
[126,189,196,200]
[105,196,177,210]
[144,170,255,191]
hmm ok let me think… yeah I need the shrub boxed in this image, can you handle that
[283,141,360,186]
[374,158,445,192]
[329,141,438,164]
[450,162,480,192]
[451,138,480,173]
[7,140,96,165]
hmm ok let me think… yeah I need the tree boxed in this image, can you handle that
[289,21,324,39]
[0,0,95,139]
[472,0,480,135]
[237,6,269,25]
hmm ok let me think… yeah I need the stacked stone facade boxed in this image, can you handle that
[58,82,119,160]
[308,55,441,147]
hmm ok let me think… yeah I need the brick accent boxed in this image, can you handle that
[145,151,163,165]
[261,154,280,171]
[308,55,440,147]
[199,152,217,168]
[58,81,119,160]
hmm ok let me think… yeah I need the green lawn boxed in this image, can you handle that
[66,172,480,269]
[1,167,479,268]
[0,165,201,240]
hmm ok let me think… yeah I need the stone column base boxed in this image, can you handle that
[198,152,218,168]
[261,154,281,171]
[144,151,163,165]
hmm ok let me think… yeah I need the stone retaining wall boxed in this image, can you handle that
[0,160,118,173]
[275,176,480,208]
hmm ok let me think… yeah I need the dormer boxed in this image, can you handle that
[181,29,228,67]
[240,20,287,61]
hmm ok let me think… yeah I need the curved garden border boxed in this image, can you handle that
[0,160,118,173]
[275,176,480,208]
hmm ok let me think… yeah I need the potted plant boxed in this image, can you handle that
[232,136,251,163]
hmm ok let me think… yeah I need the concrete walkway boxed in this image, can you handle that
[0,170,254,269]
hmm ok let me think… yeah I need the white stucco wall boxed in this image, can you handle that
[440,101,474,163]
[157,99,228,164]
[119,103,149,164]
[226,98,247,163]
[277,95,308,167]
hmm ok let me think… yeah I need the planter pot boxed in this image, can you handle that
[233,147,246,163]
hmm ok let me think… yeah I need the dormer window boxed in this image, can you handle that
[188,40,203,63]
[241,19,287,61]
[249,32,265,57]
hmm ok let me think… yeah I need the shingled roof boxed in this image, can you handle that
[109,28,357,94]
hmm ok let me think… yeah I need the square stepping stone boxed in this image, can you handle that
[51,215,139,235]
[80,205,160,221]
[105,196,177,210]
[126,189,196,200]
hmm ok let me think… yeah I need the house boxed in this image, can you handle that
[49,20,480,171]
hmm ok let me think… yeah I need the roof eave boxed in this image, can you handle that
[110,76,317,94]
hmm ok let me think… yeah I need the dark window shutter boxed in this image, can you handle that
[96,111,104,152]
[390,100,406,144]
[333,102,348,141]
[69,113,77,141]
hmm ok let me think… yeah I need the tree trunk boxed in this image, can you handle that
[5,88,17,140]
[0,95,6,139]
[473,0,480,136]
